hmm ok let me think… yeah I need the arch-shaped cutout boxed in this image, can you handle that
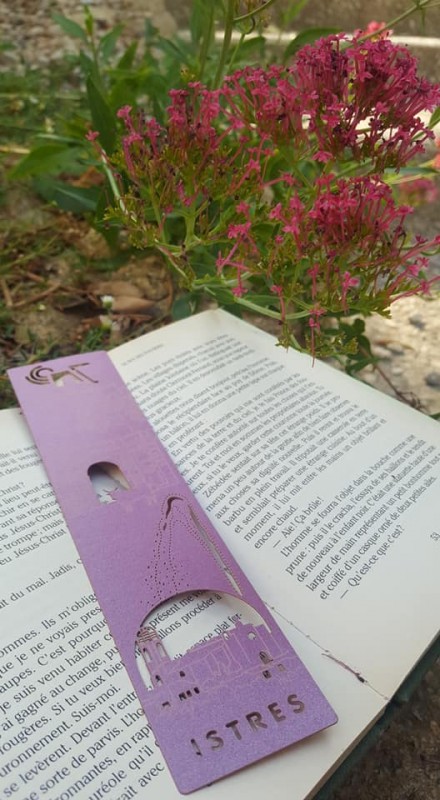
[88,462,130,504]
[135,590,272,694]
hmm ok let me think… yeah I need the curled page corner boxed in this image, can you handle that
[9,352,337,794]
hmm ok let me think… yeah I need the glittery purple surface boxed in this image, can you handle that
[10,353,337,793]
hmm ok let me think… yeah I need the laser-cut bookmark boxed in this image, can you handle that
[9,354,337,794]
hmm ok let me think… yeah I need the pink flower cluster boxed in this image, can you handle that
[106,33,440,353]
[218,174,440,315]
[293,35,439,169]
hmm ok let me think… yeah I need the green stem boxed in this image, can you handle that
[213,0,235,88]
[357,0,435,41]
[144,169,166,240]
[198,2,216,81]
[233,0,278,23]
[184,209,199,248]
[0,92,82,100]
[227,31,246,74]
[100,156,131,217]
[193,272,253,287]
[336,159,372,178]
[156,246,188,281]
[87,26,104,94]
[204,286,310,321]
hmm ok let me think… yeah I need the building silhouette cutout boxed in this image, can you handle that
[137,617,293,713]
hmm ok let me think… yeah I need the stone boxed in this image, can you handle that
[371,344,392,360]
[387,344,405,355]
[425,371,440,389]
[409,313,426,330]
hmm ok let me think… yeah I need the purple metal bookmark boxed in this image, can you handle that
[9,354,337,794]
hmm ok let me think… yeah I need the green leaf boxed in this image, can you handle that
[154,35,191,65]
[109,79,135,113]
[78,50,100,85]
[172,294,197,320]
[117,41,138,70]
[52,12,88,43]
[99,223,120,252]
[84,6,94,36]
[223,304,243,319]
[86,77,116,154]
[251,222,276,243]
[346,357,375,375]
[244,294,277,306]
[390,166,438,177]
[209,287,235,306]
[283,27,339,62]
[429,106,440,129]
[93,184,122,251]
[37,133,85,146]
[99,25,124,62]
[281,0,311,26]
[190,0,216,45]
[144,18,160,46]
[9,144,84,179]
[231,36,266,63]
[34,178,100,213]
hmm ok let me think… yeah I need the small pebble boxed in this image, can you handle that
[425,371,440,389]
[387,343,405,355]
[371,345,392,360]
[409,313,426,330]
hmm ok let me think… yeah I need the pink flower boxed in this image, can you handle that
[313,151,333,163]
[117,105,133,120]
[228,222,252,239]
[269,204,284,221]
[102,34,440,360]
[271,284,286,321]
[236,201,250,216]
[341,271,360,309]
[361,21,392,39]
[308,264,320,300]
[398,178,439,206]
[308,305,326,360]
[294,36,440,170]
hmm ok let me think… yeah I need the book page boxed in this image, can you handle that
[112,310,440,699]
[0,408,383,800]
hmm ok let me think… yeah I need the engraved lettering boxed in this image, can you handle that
[268,701,286,722]
[287,694,305,713]
[245,711,268,731]
[206,730,224,750]
[225,720,242,740]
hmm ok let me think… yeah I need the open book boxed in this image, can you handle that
[1,309,439,800]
